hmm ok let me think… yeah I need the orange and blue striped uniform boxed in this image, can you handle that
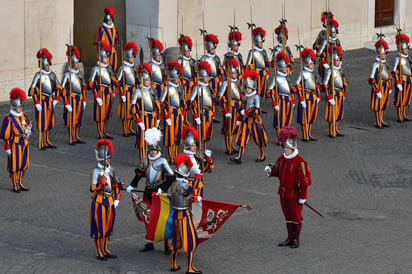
[234,96,267,162]
[296,82,321,141]
[95,24,118,71]
[162,102,184,163]
[117,84,136,135]
[325,83,347,136]
[392,57,412,122]
[0,112,31,191]
[219,87,242,154]
[369,61,392,128]
[190,101,215,149]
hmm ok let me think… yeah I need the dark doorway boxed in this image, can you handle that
[375,0,394,27]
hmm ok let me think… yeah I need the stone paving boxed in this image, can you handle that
[0,48,411,273]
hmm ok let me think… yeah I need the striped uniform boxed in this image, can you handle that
[0,111,31,191]
[95,23,119,71]
[392,54,412,122]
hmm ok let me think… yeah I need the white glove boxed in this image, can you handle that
[121,95,126,102]
[300,101,307,109]
[376,92,382,99]
[274,105,279,111]
[52,100,59,108]
[298,199,306,205]
[225,112,232,119]
[166,118,172,126]
[240,109,245,116]
[389,89,393,95]
[397,84,403,91]
[96,97,103,106]
[112,93,116,98]
[317,98,321,103]
[35,104,42,112]
[264,166,272,177]
[195,117,201,125]
[205,149,212,157]
[126,185,134,193]
[6,149,11,156]
[328,99,335,106]
[293,104,295,108]
[138,122,145,131]
[114,200,120,208]
[197,196,202,204]
[83,101,87,109]
[323,63,330,70]
[156,188,162,195]
[236,120,241,126]
[181,115,184,121]
[65,105,73,112]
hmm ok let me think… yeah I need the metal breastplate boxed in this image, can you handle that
[100,67,112,86]
[144,158,166,188]
[63,71,83,95]
[373,62,390,81]
[152,63,163,84]
[41,74,53,95]
[200,86,213,108]
[91,167,113,193]
[206,55,218,77]
[180,58,193,79]
[123,64,136,86]
[142,88,156,112]
[171,180,192,209]
[218,80,240,101]
[168,85,183,108]
[303,70,316,91]
[277,76,291,95]
[245,93,259,109]
[254,50,266,69]
[333,69,344,90]
[401,57,411,76]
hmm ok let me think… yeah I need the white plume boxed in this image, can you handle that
[144,127,162,145]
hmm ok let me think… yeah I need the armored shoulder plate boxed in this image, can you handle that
[116,63,136,86]
[62,71,83,95]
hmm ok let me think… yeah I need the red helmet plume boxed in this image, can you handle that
[198,60,211,74]
[375,39,389,50]
[396,33,410,45]
[168,60,182,74]
[104,6,115,18]
[124,42,138,56]
[205,34,219,45]
[274,25,288,36]
[330,19,339,28]
[224,57,239,69]
[178,35,193,50]
[37,48,53,61]
[321,12,334,23]
[301,48,316,61]
[138,63,151,75]
[252,27,266,38]
[10,88,26,102]
[174,153,193,169]
[243,69,258,81]
[149,38,164,52]
[96,40,111,52]
[278,126,298,143]
[276,52,290,64]
[328,45,343,57]
[96,139,114,156]
[182,125,198,141]
[228,31,242,42]
[66,45,80,59]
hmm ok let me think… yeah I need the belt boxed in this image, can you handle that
[173,206,189,210]
[41,93,51,97]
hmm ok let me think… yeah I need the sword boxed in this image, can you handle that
[304,202,324,218]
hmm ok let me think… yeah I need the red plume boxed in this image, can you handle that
[10,88,27,102]
[252,27,266,38]
[375,39,389,50]
[198,60,211,74]
[274,25,288,36]
[66,45,80,59]
[301,48,316,61]
[138,63,151,75]
[330,19,339,28]
[182,125,198,141]
[174,153,193,169]
[168,60,182,74]
[149,39,164,52]
[124,42,138,56]
[96,139,114,156]
[205,34,219,45]
[104,6,115,18]
[228,31,242,42]
[276,52,290,64]
[396,33,410,45]
[178,35,193,50]
[37,48,53,61]
[224,57,239,69]
[278,126,298,143]
[321,12,334,23]
[243,69,258,81]
[328,45,343,57]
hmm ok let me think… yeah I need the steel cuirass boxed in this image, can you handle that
[151,62,164,84]
[132,86,157,112]
[62,70,84,95]
[171,178,192,209]
[204,54,221,78]
[218,80,241,101]
[268,73,291,95]
[189,84,214,108]
[245,92,260,110]
[116,62,136,87]
[178,57,194,79]
[160,84,184,108]
[89,65,113,87]
[295,69,317,91]
[394,56,412,76]
[370,61,390,81]
[247,49,268,70]
[31,71,59,96]
[143,157,174,190]
[91,165,119,194]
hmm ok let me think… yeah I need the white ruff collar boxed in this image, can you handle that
[152,59,162,65]
[10,109,22,117]
[183,148,195,155]
[284,149,299,159]
[334,64,341,70]
[246,91,256,97]
[200,81,209,87]
[148,152,161,161]
[277,71,287,77]
[206,52,216,58]
[169,81,179,87]
[124,61,134,66]
[97,61,108,68]
[42,69,51,75]
[304,67,314,72]
[183,55,191,61]
[103,22,113,29]
[401,53,409,58]
[254,46,264,52]
[375,57,386,63]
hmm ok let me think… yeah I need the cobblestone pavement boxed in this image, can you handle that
[0,48,411,274]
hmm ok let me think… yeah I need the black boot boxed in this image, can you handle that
[279,223,293,246]
[278,238,292,246]
[140,243,154,252]
[290,224,299,248]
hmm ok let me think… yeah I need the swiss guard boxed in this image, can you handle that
[90,139,123,260]
[29,48,61,150]
[272,23,294,75]
[369,38,392,128]
[200,33,224,98]
[126,127,175,253]
[231,69,267,164]
[116,42,138,136]
[0,88,32,193]
[295,48,321,141]
[224,30,244,76]
[265,126,312,249]
[95,6,119,71]
[89,40,118,140]
[61,45,87,144]
[149,38,165,98]
[392,33,412,122]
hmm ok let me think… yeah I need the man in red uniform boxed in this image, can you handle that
[265,126,311,248]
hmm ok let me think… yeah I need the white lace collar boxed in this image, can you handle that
[284,149,299,159]
[10,109,22,117]
[103,22,114,29]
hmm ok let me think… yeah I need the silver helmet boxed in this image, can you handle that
[182,42,190,53]
[9,88,26,109]
[254,33,264,44]
[37,48,52,68]
[168,62,180,80]
[205,40,216,51]
[10,98,23,109]
[174,153,192,177]
[125,48,135,59]
[284,137,297,150]
[279,126,298,150]
[245,76,257,90]
[198,61,210,80]
[303,55,314,66]
[103,6,114,23]
[276,58,287,70]
[95,143,112,162]
[183,125,198,149]
[175,162,190,177]
[152,47,161,57]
